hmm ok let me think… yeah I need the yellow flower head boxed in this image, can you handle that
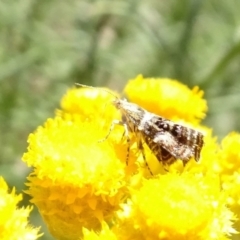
[118,173,236,240]
[23,116,129,239]
[0,177,41,240]
[124,75,207,123]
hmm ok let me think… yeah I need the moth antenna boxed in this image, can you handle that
[75,83,119,131]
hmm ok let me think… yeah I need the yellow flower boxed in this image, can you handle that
[0,177,41,240]
[124,75,207,123]
[214,132,240,232]
[23,115,130,239]
[117,173,236,240]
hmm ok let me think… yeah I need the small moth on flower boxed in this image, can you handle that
[76,84,204,173]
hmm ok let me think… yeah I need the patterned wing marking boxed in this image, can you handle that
[152,132,194,161]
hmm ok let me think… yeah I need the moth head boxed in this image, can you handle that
[112,99,144,117]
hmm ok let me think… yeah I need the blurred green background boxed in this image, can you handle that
[0,0,240,239]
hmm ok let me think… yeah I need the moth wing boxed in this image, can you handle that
[157,146,177,165]
[153,132,194,161]
[154,119,203,160]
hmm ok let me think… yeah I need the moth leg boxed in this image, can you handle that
[182,158,190,167]
[119,123,131,165]
[99,120,132,166]
[125,132,131,165]
[138,140,153,175]
[98,120,124,142]
[162,163,169,172]
[121,129,126,140]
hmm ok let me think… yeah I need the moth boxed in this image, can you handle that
[76,84,204,172]
[113,99,204,167]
